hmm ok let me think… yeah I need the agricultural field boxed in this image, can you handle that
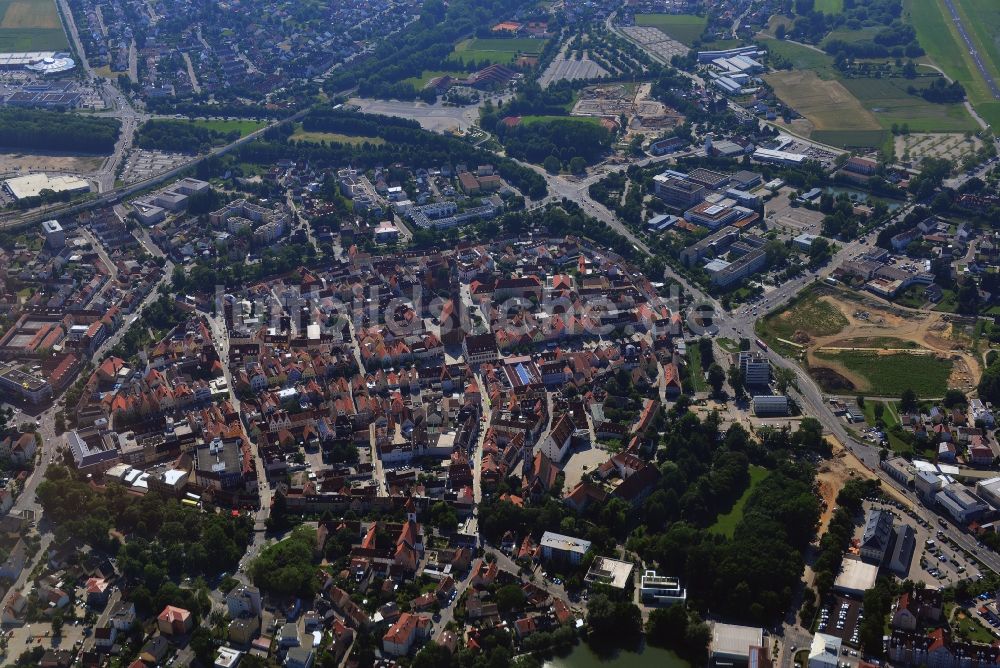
[842,77,979,133]
[0,0,68,51]
[709,465,769,538]
[634,13,707,46]
[762,39,977,147]
[451,37,547,66]
[812,350,953,397]
[904,0,1000,128]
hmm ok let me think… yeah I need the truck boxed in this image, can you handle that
[755,338,768,351]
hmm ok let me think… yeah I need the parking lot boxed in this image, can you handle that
[764,188,826,235]
[618,26,689,63]
[121,149,192,184]
[818,595,864,647]
[860,498,983,587]
[5,622,85,660]
[539,56,610,88]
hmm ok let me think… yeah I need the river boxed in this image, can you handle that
[544,641,690,668]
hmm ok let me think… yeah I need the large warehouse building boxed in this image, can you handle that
[2,173,90,200]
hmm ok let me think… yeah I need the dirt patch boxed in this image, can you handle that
[810,366,857,392]
[0,151,105,176]
[801,289,982,393]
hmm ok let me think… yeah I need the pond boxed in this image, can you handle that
[544,640,690,668]
[824,186,905,211]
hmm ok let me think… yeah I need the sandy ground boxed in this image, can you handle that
[0,151,105,176]
[561,442,610,491]
[800,292,980,393]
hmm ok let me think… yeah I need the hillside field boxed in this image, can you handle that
[0,0,68,50]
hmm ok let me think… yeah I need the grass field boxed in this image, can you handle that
[813,350,953,396]
[710,465,769,537]
[290,124,384,146]
[904,0,1000,128]
[519,114,602,126]
[758,289,848,352]
[762,38,976,146]
[186,119,266,136]
[401,69,467,89]
[842,77,979,133]
[814,0,844,13]
[0,0,67,50]
[686,346,708,393]
[452,37,546,66]
[634,13,707,46]
[767,69,883,131]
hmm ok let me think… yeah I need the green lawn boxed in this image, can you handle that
[634,13,707,46]
[822,26,880,46]
[762,39,837,77]
[452,37,547,65]
[401,69,467,89]
[813,350,953,397]
[686,346,708,393]
[904,0,1000,128]
[758,288,848,351]
[717,337,740,353]
[951,606,996,644]
[710,466,769,538]
[518,114,602,126]
[185,118,267,137]
[814,0,844,13]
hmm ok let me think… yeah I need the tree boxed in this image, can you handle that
[429,501,458,533]
[873,402,885,423]
[899,389,918,413]
[569,156,588,175]
[698,337,714,369]
[50,613,63,637]
[412,642,454,668]
[728,364,746,401]
[543,155,562,174]
[707,363,726,396]
[496,584,526,613]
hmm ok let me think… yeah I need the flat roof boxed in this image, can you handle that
[833,557,878,593]
[540,531,591,555]
[584,556,634,589]
[712,622,764,659]
[4,173,89,200]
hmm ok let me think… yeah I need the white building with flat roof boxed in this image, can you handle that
[3,173,90,200]
[711,622,764,664]
[833,557,878,597]
[639,570,687,605]
[584,557,633,589]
